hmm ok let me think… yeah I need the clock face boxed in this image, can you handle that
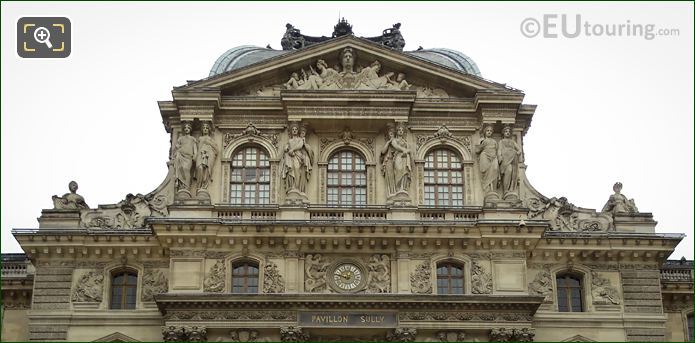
[332,263,364,291]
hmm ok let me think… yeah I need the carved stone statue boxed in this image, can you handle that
[366,254,391,293]
[52,181,89,210]
[174,122,197,197]
[497,125,521,198]
[601,182,639,215]
[71,271,104,302]
[380,123,412,203]
[195,122,218,197]
[475,125,499,197]
[281,123,313,202]
[304,254,330,293]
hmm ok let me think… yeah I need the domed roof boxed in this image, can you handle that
[406,48,481,77]
[208,45,481,77]
[209,45,288,77]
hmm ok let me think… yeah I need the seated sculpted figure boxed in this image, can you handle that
[601,182,638,214]
[52,181,89,210]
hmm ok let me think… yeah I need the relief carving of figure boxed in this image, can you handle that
[281,123,313,197]
[528,269,553,302]
[195,122,218,196]
[52,181,89,210]
[475,125,499,196]
[591,271,620,305]
[174,122,197,196]
[601,182,639,215]
[471,261,493,294]
[262,262,285,293]
[367,254,391,293]
[71,271,104,303]
[380,123,412,199]
[410,261,432,294]
[203,260,225,293]
[141,269,168,301]
[497,125,521,198]
[304,254,330,293]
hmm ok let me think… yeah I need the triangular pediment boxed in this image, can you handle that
[561,335,597,342]
[179,35,520,99]
[93,332,140,342]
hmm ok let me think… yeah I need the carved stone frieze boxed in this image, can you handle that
[591,271,620,305]
[399,312,532,322]
[435,331,466,342]
[215,329,260,342]
[415,125,471,152]
[170,250,228,259]
[386,328,417,342]
[162,326,207,342]
[528,268,553,303]
[366,254,391,293]
[471,261,492,294]
[223,123,279,149]
[203,260,225,293]
[305,254,331,293]
[489,328,535,342]
[71,270,104,303]
[410,260,432,294]
[81,193,168,229]
[280,326,309,342]
[526,196,613,232]
[165,310,296,321]
[263,262,285,293]
[413,86,449,98]
[319,128,375,156]
[142,269,168,301]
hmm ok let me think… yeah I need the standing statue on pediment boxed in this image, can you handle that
[52,181,89,210]
[498,125,521,198]
[174,122,197,197]
[195,122,218,198]
[475,125,499,197]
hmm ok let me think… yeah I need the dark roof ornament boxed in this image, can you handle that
[280,20,405,52]
[332,17,353,37]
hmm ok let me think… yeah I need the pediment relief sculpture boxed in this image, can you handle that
[80,192,168,229]
[223,123,279,149]
[415,124,471,152]
[526,196,613,232]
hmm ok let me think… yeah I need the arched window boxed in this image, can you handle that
[110,270,137,309]
[424,149,463,206]
[230,146,270,205]
[327,150,367,206]
[436,262,464,294]
[231,260,259,293]
[556,273,584,312]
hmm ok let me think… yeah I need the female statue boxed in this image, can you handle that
[281,123,312,194]
[195,122,218,192]
[392,123,413,193]
[475,125,499,194]
[174,122,197,194]
[497,125,521,195]
[379,125,397,195]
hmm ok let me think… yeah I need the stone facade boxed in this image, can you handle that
[2,21,693,342]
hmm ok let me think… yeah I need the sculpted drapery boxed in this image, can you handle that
[475,125,499,194]
[498,125,521,196]
[380,123,412,197]
[281,123,313,194]
[195,123,218,193]
[174,122,197,195]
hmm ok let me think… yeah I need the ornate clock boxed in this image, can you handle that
[330,261,366,292]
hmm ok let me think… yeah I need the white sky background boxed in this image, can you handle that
[1,2,693,259]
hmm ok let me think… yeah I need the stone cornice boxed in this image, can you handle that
[155,293,544,314]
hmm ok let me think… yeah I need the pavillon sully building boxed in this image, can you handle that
[2,21,693,342]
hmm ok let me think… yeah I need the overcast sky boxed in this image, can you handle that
[2,2,693,259]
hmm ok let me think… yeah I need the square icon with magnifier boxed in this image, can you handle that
[17,17,71,58]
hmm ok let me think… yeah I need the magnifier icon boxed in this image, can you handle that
[33,27,53,49]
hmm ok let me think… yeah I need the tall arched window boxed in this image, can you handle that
[424,149,463,206]
[327,150,367,206]
[231,260,259,293]
[230,146,270,205]
[436,262,464,294]
[556,273,584,312]
[110,270,137,309]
